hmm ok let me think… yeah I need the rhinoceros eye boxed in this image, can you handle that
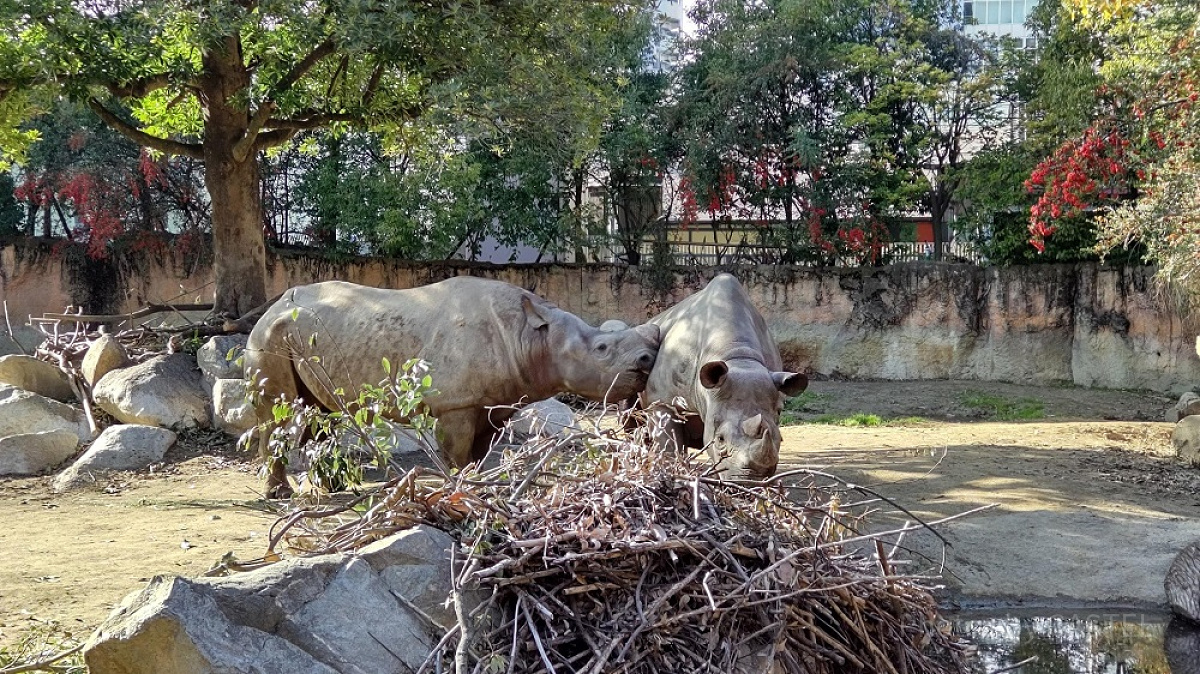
[595,342,609,354]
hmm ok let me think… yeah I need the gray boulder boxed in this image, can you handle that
[54,424,177,491]
[0,325,45,357]
[1170,392,1200,423]
[0,354,74,401]
[85,526,462,674]
[1169,543,1200,624]
[504,398,577,442]
[0,385,90,442]
[1176,416,1200,467]
[197,334,248,385]
[1167,618,1200,674]
[212,378,256,436]
[0,430,80,475]
[93,354,210,429]
[81,335,131,387]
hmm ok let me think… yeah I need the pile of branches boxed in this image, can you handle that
[271,411,974,674]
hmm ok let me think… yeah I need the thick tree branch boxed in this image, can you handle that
[87,98,204,159]
[106,73,173,99]
[254,128,300,150]
[272,39,337,98]
[362,64,385,108]
[232,100,276,163]
[264,112,364,130]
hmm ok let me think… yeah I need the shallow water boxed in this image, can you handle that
[955,609,1178,673]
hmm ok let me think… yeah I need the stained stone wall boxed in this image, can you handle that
[1,241,1195,391]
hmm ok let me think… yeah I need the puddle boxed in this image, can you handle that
[954,609,1185,673]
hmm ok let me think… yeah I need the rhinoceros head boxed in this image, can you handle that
[527,299,660,403]
[698,360,807,479]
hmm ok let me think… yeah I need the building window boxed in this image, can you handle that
[964,0,1039,25]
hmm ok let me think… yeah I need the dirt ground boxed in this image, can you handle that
[1,379,1196,648]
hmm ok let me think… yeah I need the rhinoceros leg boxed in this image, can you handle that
[244,323,306,500]
[436,407,517,468]
[436,408,482,468]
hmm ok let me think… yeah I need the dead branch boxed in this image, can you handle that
[259,403,977,674]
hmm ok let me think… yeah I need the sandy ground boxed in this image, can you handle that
[0,379,1195,648]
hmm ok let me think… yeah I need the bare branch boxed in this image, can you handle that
[86,98,204,159]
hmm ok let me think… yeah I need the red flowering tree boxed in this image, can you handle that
[1028,0,1200,290]
[12,102,209,258]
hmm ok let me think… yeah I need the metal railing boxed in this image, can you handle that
[604,239,981,266]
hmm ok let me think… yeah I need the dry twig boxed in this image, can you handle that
[267,405,974,674]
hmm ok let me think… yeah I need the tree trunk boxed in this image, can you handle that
[930,181,949,262]
[201,36,269,318]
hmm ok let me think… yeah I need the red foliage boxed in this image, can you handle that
[679,175,699,229]
[1025,124,1135,252]
[57,172,125,258]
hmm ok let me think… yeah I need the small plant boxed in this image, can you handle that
[0,620,86,673]
[784,391,833,413]
[783,413,928,427]
[259,356,440,493]
[960,390,1045,421]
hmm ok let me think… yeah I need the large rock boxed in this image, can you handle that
[1169,542,1200,623]
[81,335,131,387]
[85,526,461,674]
[0,430,80,475]
[0,354,74,401]
[0,385,90,442]
[1167,618,1200,674]
[0,325,45,357]
[212,378,256,436]
[1176,416,1200,467]
[504,398,577,442]
[1169,392,1200,423]
[54,424,177,491]
[196,334,248,384]
[93,354,210,429]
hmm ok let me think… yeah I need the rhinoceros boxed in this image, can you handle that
[640,273,807,479]
[244,277,660,497]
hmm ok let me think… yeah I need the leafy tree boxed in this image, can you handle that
[955,0,1117,264]
[9,100,208,255]
[0,171,21,235]
[673,0,859,262]
[672,0,1013,264]
[1071,0,1200,306]
[1,0,651,316]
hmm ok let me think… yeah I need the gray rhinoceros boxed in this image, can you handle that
[640,273,807,479]
[245,277,660,497]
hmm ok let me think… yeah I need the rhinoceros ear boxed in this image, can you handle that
[699,360,728,389]
[522,296,549,330]
[633,323,660,346]
[773,372,808,397]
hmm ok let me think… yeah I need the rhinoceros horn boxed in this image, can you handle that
[742,413,763,438]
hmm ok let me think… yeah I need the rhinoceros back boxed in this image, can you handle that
[246,278,547,414]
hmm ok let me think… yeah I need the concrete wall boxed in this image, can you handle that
[1,241,1195,392]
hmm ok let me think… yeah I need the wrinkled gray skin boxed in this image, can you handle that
[245,278,660,498]
[640,274,807,479]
